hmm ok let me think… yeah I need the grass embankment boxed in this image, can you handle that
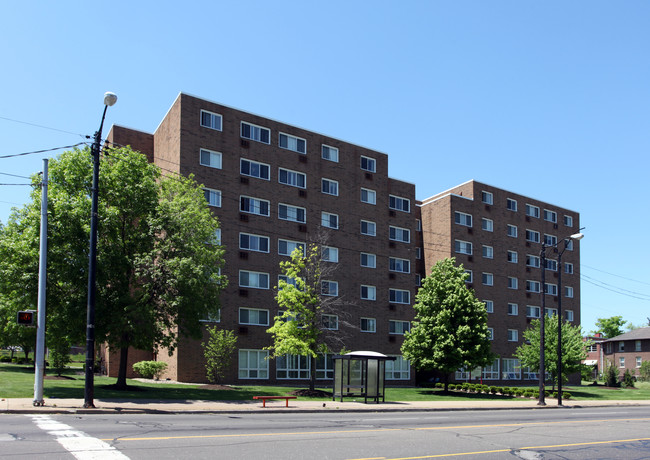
[2,362,649,401]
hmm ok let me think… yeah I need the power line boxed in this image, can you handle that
[0,115,86,138]
[0,142,89,159]
[0,172,32,179]
[582,264,650,287]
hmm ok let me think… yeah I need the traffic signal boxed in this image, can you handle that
[17,310,35,326]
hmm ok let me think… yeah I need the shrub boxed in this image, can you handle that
[623,369,636,388]
[490,386,497,394]
[514,389,524,397]
[563,392,572,399]
[435,382,443,389]
[524,389,536,398]
[605,362,620,387]
[639,361,650,382]
[461,383,470,391]
[132,361,168,379]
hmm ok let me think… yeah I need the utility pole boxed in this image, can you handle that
[34,158,48,407]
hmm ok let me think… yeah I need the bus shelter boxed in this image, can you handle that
[332,351,395,403]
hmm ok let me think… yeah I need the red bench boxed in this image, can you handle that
[253,396,297,407]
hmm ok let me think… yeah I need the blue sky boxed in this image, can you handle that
[1,1,649,333]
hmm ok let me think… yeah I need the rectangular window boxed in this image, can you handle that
[360,252,376,268]
[201,308,221,323]
[619,357,625,368]
[566,310,574,322]
[416,247,422,259]
[416,274,421,286]
[239,233,270,253]
[322,314,338,330]
[526,305,541,318]
[482,245,493,259]
[278,275,299,291]
[276,354,310,379]
[361,220,376,236]
[360,156,376,172]
[200,148,222,169]
[386,355,410,380]
[636,340,642,352]
[455,240,473,255]
[526,254,540,268]
[502,358,521,380]
[565,263,574,274]
[619,341,625,352]
[321,212,339,229]
[507,250,518,263]
[544,234,558,246]
[316,353,334,379]
[200,109,222,131]
[482,359,500,379]
[564,215,573,227]
[508,329,518,342]
[482,273,494,286]
[484,300,494,313]
[390,226,411,243]
[321,178,339,196]
[482,218,493,232]
[321,144,339,162]
[454,211,472,227]
[508,303,518,315]
[507,224,518,238]
[565,286,574,298]
[240,196,270,216]
[239,308,269,326]
[212,228,221,245]
[279,132,306,154]
[508,277,518,290]
[566,240,574,251]
[361,188,376,204]
[545,307,557,317]
[544,283,558,296]
[389,195,411,213]
[389,320,410,335]
[544,209,557,223]
[238,349,269,379]
[389,288,410,304]
[526,229,540,243]
[545,259,558,271]
[204,188,221,207]
[322,246,338,263]
[278,167,306,188]
[526,204,540,218]
[239,270,269,289]
[321,280,338,296]
[507,198,517,211]
[241,121,270,144]
[360,317,376,333]
[487,328,494,341]
[360,285,376,301]
[278,204,306,223]
[240,158,270,180]
[526,280,541,293]
[278,239,305,257]
[637,357,642,368]
[465,270,473,283]
[481,191,493,205]
[389,257,410,273]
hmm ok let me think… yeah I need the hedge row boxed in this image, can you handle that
[434,382,572,399]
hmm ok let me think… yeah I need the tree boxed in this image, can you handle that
[639,361,650,382]
[593,316,626,339]
[401,258,494,391]
[202,328,237,384]
[515,316,588,390]
[266,243,348,391]
[0,146,226,388]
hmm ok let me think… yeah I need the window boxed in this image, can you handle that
[508,329,518,342]
[321,178,339,196]
[416,274,421,286]
[526,280,541,293]
[482,273,494,286]
[484,300,494,313]
[526,229,540,243]
[360,317,376,333]
[507,250,518,263]
[565,263,574,274]
[278,275,298,289]
[322,246,338,263]
[637,357,642,368]
[566,240,574,251]
[321,280,338,296]
[526,254,540,268]
[360,252,376,268]
[507,198,517,211]
[482,218,493,232]
[526,305,541,318]
[636,340,642,352]
[508,277,518,290]
[544,209,557,223]
[278,239,305,257]
[201,308,221,323]
[619,341,625,352]
[322,144,339,162]
[239,233,270,253]
[389,257,410,273]
[212,228,221,245]
[361,220,377,236]
[360,155,376,172]
[361,188,376,204]
[200,110,222,130]
[481,191,493,205]
[389,320,410,335]
[389,195,410,213]
[278,203,306,223]
[565,286,574,298]
[241,158,270,180]
[564,215,573,227]
[360,285,376,301]
[322,314,338,330]
[389,289,410,304]
[455,240,473,255]
[502,358,521,380]
[321,212,339,229]
[241,121,270,144]
[239,308,269,326]
[544,283,558,296]
[278,167,306,188]
[566,310,574,322]
[390,226,411,243]
[316,353,335,379]
[545,259,558,271]
[386,356,410,380]
[416,219,422,231]
[416,247,422,259]
[482,245,493,259]
[544,234,558,246]
[619,357,625,368]
[454,211,472,227]
[545,307,557,317]
[238,349,269,379]
[279,132,306,154]
[239,270,269,289]
[276,354,310,379]
[465,270,473,283]
[240,196,270,216]
[525,204,540,218]
[200,148,222,169]
[487,328,494,341]
[507,224,518,238]
[204,188,221,207]
[508,303,519,316]
[482,359,499,379]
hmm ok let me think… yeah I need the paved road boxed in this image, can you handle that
[2,406,650,459]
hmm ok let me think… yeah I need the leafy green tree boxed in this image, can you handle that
[0,298,37,360]
[202,328,237,384]
[639,361,650,382]
[0,146,226,389]
[516,316,588,390]
[401,258,494,392]
[593,316,626,339]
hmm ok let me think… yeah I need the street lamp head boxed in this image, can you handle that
[103,92,118,107]
[570,232,584,240]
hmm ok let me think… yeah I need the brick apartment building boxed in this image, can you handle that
[603,328,650,379]
[105,93,581,386]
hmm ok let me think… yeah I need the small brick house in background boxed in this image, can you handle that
[582,333,606,380]
[603,328,650,379]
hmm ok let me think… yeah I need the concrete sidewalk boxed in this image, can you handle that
[3,397,650,415]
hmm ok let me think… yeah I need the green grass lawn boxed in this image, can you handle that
[2,362,649,401]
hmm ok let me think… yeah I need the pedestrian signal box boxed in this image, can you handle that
[17,310,35,326]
